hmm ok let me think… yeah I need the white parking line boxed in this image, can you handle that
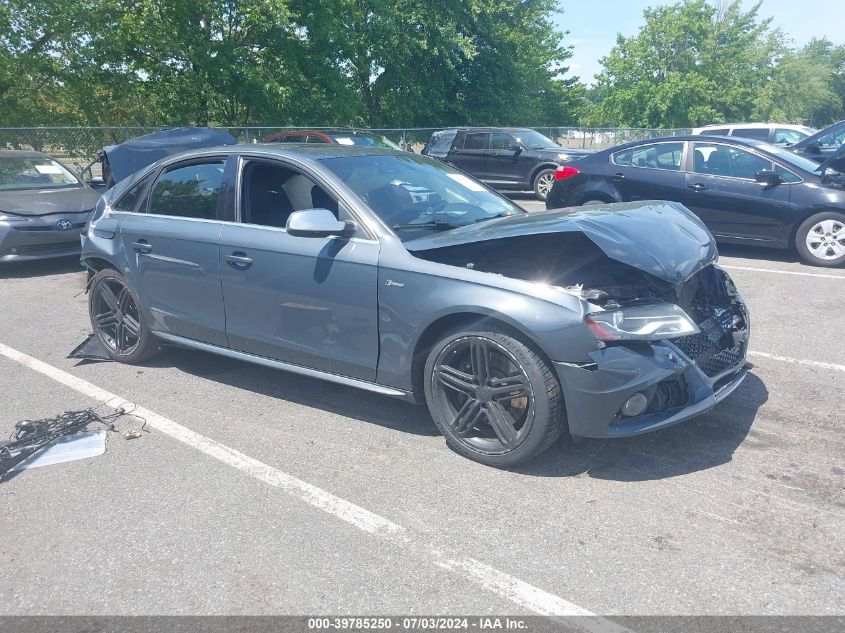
[748,350,845,373]
[0,342,628,631]
[720,264,845,280]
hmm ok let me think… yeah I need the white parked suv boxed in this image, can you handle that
[691,122,816,146]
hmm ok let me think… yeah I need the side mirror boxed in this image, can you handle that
[806,143,820,154]
[755,170,783,187]
[286,208,356,238]
[509,144,523,154]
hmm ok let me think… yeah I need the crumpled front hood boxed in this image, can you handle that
[0,186,101,216]
[405,201,718,284]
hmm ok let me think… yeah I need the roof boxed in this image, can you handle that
[694,122,811,130]
[158,143,405,164]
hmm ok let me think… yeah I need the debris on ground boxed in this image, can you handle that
[123,428,142,440]
[0,409,124,477]
[68,333,111,363]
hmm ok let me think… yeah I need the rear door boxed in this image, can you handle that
[219,156,380,381]
[606,141,687,201]
[681,141,793,242]
[447,132,489,179]
[117,156,230,346]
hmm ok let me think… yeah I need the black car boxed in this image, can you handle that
[422,128,592,201]
[789,119,845,164]
[545,135,845,267]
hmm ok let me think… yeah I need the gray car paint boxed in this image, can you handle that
[0,151,101,262]
[81,144,749,440]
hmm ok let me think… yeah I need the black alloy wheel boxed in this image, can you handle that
[88,269,158,363]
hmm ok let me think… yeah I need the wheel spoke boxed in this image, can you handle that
[451,398,484,435]
[436,365,476,395]
[489,374,528,399]
[114,319,125,352]
[470,340,490,385]
[98,282,120,311]
[94,310,117,328]
[809,241,828,257]
[122,314,141,338]
[485,402,519,448]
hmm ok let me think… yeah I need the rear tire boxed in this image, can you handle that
[88,269,159,363]
[532,168,556,201]
[424,325,564,467]
[795,211,845,267]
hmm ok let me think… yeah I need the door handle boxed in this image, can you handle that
[612,173,626,181]
[132,240,152,254]
[226,252,253,270]
[687,183,707,191]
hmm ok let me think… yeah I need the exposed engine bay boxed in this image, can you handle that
[414,232,749,379]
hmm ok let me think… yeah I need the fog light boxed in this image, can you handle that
[620,393,648,417]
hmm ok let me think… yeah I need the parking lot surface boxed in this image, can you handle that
[0,203,843,619]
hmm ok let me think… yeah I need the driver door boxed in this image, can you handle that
[219,157,380,381]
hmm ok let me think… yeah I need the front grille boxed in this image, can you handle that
[14,222,86,232]
[673,315,746,379]
[14,242,79,256]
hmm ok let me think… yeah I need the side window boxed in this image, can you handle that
[622,143,683,170]
[700,128,729,136]
[241,160,349,229]
[611,148,632,166]
[489,133,517,150]
[148,161,225,219]
[692,143,772,179]
[112,171,156,212]
[774,164,801,183]
[462,133,488,150]
[773,128,804,145]
[731,128,770,141]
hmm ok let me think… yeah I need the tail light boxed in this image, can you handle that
[554,165,581,181]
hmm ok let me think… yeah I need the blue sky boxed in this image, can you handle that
[557,0,845,84]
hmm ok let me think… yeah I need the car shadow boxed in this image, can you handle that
[147,346,767,477]
[516,372,768,480]
[0,256,83,279]
[145,347,440,437]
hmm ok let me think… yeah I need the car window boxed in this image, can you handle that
[612,142,683,170]
[426,131,457,155]
[813,124,845,148]
[0,155,80,191]
[700,128,729,136]
[462,133,488,150]
[147,161,225,219]
[489,133,516,151]
[319,154,524,242]
[692,143,773,179]
[240,160,350,229]
[113,171,156,212]
[731,128,770,141]
[773,128,808,144]
[774,164,801,183]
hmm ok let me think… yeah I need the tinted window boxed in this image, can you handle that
[700,129,729,136]
[692,143,772,179]
[241,160,344,228]
[489,133,516,150]
[148,161,224,219]
[773,128,809,144]
[320,154,524,242]
[113,171,156,212]
[612,143,683,170]
[462,133,488,150]
[731,128,770,141]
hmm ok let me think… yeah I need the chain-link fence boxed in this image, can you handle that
[0,126,693,169]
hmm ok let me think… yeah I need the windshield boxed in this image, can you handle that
[320,154,525,241]
[0,156,80,191]
[510,130,558,150]
[330,133,402,151]
[765,144,839,174]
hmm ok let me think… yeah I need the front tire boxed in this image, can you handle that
[532,168,556,201]
[88,269,159,363]
[795,212,845,267]
[424,326,564,467]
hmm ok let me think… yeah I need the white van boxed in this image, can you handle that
[691,122,816,146]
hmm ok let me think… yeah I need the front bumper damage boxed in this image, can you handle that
[555,303,750,438]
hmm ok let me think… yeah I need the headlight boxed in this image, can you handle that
[585,304,699,341]
[0,214,28,224]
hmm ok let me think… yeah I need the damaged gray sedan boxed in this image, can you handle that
[81,145,749,466]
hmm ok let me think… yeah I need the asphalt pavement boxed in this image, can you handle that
[0,204,842,620]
